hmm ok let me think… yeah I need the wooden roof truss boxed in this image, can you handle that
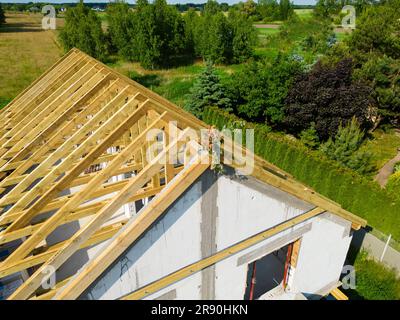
[0,49,366,300]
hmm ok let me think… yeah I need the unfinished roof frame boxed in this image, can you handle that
[0,49,366,300]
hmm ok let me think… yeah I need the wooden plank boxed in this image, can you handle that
[0,110,166,258]
[74,50,206,131]
[0,60,96,155]
[0,185,165,246]
[0,49,368,300]
[1,166,182,227]
[0,50,80,122]
[120,207,325,300]
[290,238,301,268]
[30,277,72,300]
[54,146,209,300]
[1,54,88,129]
[0,99,149,266]
[0,79,124,183]
[0,54,86,131]
[27,51,364,233]
[0,87,136,214]
[7,128,192,299]
[1,72,112,161]
[0,158,138,190]
[330,288,348,300]
[0,221,126,279]
[0,170,174,227]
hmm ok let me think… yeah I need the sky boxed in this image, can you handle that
[0,0,317,5]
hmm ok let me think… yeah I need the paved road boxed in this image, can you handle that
[352,229,400,275]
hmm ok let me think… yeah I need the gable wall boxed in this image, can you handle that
[82,169,352,300]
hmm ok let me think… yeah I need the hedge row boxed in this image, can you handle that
[203,106,400,240]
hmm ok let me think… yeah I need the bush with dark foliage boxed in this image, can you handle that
[284,58,374,140]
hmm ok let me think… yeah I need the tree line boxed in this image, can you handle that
[0,4,5,26]
[59,0,258,69]
[186,0,400,175]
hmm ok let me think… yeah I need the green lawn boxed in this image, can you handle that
[294,9,314,20]
[257,27,280,36]
[254,16,326,63]
[359,129,400,175]
[107,57,239,107]
[335,31,351,42]
[0,13,62,103]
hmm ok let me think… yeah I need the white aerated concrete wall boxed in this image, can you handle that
[83,169,353,300]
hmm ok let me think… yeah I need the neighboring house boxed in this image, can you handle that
[91,7,105,12]
[0,49,366,300]
[28,7,40,13]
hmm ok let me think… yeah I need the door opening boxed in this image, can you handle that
[243,240,298,300]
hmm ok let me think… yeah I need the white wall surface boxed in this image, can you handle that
[82,169,353,300]
[84,178,203,300]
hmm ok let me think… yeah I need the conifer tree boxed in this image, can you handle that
[300,123,320,149]
[320,117,374,174]
[184,62,231,118]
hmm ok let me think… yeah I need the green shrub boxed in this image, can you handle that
[299,123,320,149]
[320,118,375,175]
[344,250,400,300]
[203,106,400,239]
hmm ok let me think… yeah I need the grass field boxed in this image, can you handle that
[257,27,280,37]
[294,9,314,20]
[254,15,323,62]
[0,12,62,106]
[0,12,240,109]
[107,58,239,107]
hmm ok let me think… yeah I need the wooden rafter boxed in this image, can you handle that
[0,48,367,301]
[7,128,196,299]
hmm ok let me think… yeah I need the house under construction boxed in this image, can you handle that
[0,49,366,300]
